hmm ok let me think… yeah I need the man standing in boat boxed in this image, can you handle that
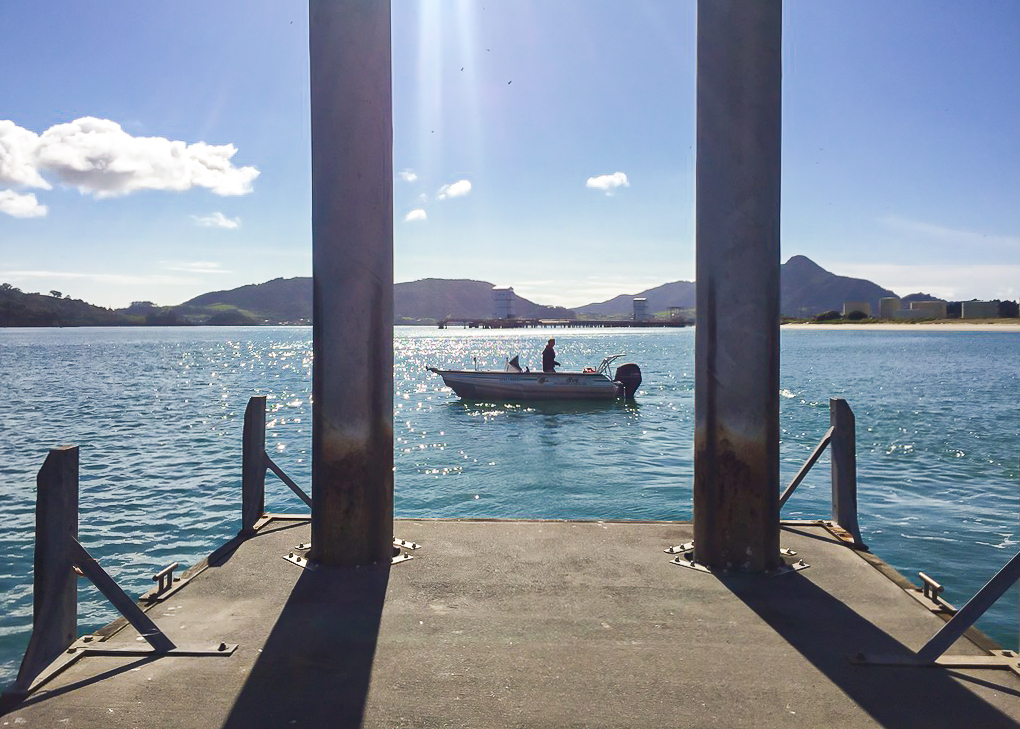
[542,338,560,372]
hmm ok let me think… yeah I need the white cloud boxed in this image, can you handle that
[160,261,231,274]
[0,269,201,286]
[398,169,418,183]
[0,190,47,218]
[436,179,472,200]
[0,121,50,188]
[404,208,427,222]
[36,118,260,198]
[0,117,259,201]
[191,211,240,229]
[586,171,630,195]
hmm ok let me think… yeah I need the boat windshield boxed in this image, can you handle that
[596,354,625,375]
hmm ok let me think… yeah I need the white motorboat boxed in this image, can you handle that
[428,354,642,401]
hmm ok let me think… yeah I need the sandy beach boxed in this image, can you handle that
[782,322,1020,332]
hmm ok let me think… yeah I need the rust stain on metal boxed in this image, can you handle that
[312,422,393,568]
[694,427,780,572]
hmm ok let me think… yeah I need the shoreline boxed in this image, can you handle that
[782,322,1020,332]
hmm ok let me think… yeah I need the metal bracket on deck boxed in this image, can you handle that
[850,650,1020,679]
[1,634,237,708]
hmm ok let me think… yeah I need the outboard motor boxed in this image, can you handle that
[613,363,642,399]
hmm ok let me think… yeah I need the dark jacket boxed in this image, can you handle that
[542,345,559,373]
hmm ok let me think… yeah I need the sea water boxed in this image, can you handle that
[1,325,1018,684]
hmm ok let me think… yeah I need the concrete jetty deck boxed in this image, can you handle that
[7,518,1020,728]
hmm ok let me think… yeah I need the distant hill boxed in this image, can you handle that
[574,281,696,317]
[1,256,962,328]
[181,277,311,323]
[176,277,573,324]
[0,284,130,327]
[780,255,897,317]
[575,256,898,318]
[901,292,945,305]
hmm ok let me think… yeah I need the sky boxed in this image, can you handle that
[0,1,1018,310]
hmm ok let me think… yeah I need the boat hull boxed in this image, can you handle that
[429,369,623,401]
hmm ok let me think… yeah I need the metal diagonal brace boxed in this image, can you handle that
[265,454,312,507]
[70,539,175,652]
[779,426,834,508]
[3,536,237,707]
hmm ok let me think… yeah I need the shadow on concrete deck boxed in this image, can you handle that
[723,570,1020,729]
[220,562,390,729]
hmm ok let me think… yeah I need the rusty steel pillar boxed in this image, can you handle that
[308,0,394,567]
[693,0,782,572]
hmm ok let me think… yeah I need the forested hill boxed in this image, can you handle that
[182,277,311,323]
[177,277,573,324]
[0,284,129,327]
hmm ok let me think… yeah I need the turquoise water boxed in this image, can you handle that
[1,325,1018,684]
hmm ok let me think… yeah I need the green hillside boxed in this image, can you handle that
[0,285,131,327]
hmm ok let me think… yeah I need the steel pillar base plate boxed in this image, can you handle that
[283,552,415,569]
[670,554,809,576]
[296,538,421,552]
[851,650,1020,677]
[665,541,797,558]
[283,552,317,571]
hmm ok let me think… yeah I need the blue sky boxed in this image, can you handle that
[1,1,1017,309]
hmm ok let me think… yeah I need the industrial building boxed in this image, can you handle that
[961,301,999,319]
[878,297,901,319]
[910,300,948,319]
[493,287,515,320]
[842,301,871,317]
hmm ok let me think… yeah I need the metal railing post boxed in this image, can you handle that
[8,446,79,696]
[3,447,237,710]
[830,398,865,548]
[241,396,268,534]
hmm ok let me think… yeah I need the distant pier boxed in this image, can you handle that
[437,317,689,329]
